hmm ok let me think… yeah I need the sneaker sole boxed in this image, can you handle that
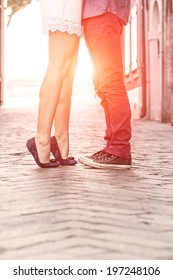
[79,155,131,170]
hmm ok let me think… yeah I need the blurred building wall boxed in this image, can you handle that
[0,0,4,105]
[124,0,173,124]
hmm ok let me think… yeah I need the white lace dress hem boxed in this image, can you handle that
[42,18,82,37]
[41,0,83,37]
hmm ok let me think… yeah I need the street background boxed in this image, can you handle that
[0,0,173,260]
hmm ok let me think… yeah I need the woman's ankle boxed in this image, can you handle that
[54,134,69,159]
[36,133,50,147]
[35,134,51,163]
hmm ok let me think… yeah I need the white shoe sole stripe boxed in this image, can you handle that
[78,156,131,170]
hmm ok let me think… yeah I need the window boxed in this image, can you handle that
[124,4,138,75]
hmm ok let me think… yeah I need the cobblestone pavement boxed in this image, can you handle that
[0,94,173,260]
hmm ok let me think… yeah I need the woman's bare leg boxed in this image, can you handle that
[35,31,79,163]
[53,42,79,159]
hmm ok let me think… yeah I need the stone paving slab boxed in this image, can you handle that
[0,96,173,260]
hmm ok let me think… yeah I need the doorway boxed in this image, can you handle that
[148,0,162,121]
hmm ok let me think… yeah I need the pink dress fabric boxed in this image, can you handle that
[41,0,83,37]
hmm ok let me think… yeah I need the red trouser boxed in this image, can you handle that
[82,13,132,159]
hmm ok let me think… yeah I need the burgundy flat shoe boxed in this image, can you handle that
[26,137,60,168]
[50,136,77,166]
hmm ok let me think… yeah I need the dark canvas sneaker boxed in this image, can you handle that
[79,151,131,169]
[90,150,106,159]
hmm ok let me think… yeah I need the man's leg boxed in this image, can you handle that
[83,13,131,160]
[84,31,112,148]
